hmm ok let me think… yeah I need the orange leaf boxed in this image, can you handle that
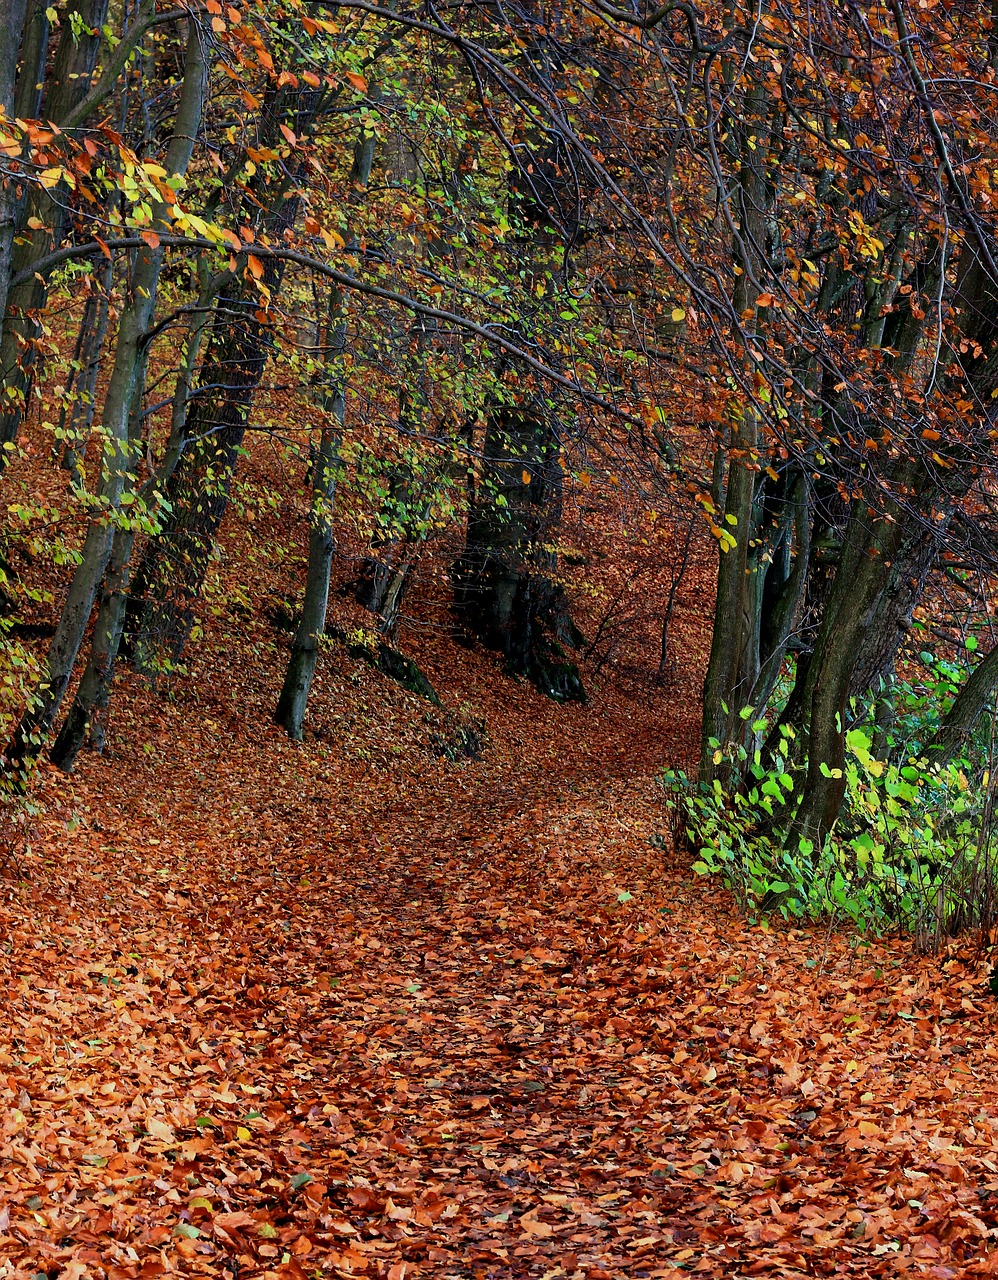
[246,254,264,280]
[345,72,368,93]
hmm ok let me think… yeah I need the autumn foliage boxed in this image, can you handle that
[3,0,998,1275]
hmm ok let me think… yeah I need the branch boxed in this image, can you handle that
[60,6,190,132]
[887,0,998,282]
[18,234,674,445]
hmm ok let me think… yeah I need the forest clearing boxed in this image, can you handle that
[3,0,998,1275]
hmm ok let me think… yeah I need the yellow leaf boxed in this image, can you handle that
[146,1117,176,1144]
[671,307,686,322]
[38,167,63,189]
[236,1126,251,1141]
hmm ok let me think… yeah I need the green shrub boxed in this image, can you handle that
[663,723,996,942]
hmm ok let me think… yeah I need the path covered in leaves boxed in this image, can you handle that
[2,656,998,1280]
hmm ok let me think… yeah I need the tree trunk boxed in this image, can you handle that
[928,643,998,768]
[276,127,376,737]
[126,82,321,670]
[0,0,112,460]
[0,0,30,351]
[49,512,135,770]
[788,497,910,845]
[275,413,341,739]
[58,256,114,479]
[127,243,298,671]
[3,14,207,776]
[698,76,775,780]
[453,410,585,702]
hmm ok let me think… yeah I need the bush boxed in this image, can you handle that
[663,723,998,944]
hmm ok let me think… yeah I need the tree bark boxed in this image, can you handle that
[788,494,910,845]
[453,410,585,702]
[274,410,342,739]
[0,0,112,458]
[928,643,998,768]
[4,14,208,776]
[276,128,377,738]
[0,0,30,352]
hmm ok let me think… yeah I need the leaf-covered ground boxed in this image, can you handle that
[1,441,996,1279]
[2,630,998,1280]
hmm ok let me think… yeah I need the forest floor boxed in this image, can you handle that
[2,451,998,1279]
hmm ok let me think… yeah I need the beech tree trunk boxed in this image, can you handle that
[4,14,208,776]
[453,410,585,702]
[274,412,342,739]
[928,643,998,768]
[0,0,29,346]
[0,0,112,460]
[787,497,910,845]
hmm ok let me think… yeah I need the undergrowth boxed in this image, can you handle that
[665,659,998,947]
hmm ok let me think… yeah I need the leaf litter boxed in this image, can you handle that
[0,497,996,1279]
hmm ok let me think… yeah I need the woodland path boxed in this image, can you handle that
[1,683,998,1280]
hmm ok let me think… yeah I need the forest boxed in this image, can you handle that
[1,0,998,1275]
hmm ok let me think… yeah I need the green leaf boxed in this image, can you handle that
[616,889,634,903]
[174,1224,201,1239]
[291,1172,313,1190]
[845,728,872,753]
